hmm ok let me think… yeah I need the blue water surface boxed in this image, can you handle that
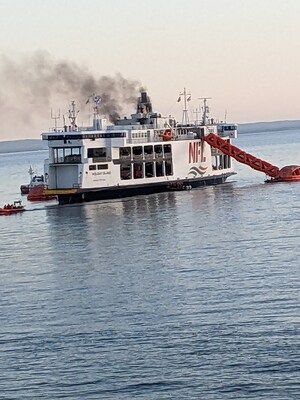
[0,132,299,399]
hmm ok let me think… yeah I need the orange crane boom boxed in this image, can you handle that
[203,133,280,178]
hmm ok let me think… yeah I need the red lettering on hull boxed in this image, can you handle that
[189,141,206,163]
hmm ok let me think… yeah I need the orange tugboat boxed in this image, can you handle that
[27,184,57,202]
[0,201,25,215]
[20,166,45,195]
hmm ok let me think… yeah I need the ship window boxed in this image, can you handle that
[222,125,236,131]
[156,161,164,177]
[144,145,153,159]
[165,160,173,176]
[120,147,131,159]
[89,165,96,170]
[55,148,64,163]
[88,147,107,162]
[154,145,163,157]
[145,162,154,178]
[133,146,143,159]
[133,163,143,179]
[98,164,108,170]
[65,148,72,157]
[163,144,172,158]
[64,147,81,163]
[163,144,171,153]
[53,147,81,163]
[120,163,131,180]
[194,127,202,139]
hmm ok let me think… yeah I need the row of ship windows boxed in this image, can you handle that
[87,144,172,159]
[52,147,81,164]
[131,132,149,138]
[88,161,173,179]
[120,161,173,180]
[48,132,126,140]
[51,145,173,164]
[217,125,237,132]
[89,164,108,170]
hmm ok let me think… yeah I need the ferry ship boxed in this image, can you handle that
[42,90,237,205]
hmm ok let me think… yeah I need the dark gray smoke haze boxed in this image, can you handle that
[0,51,143,139]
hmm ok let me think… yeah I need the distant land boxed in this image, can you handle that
[0,139,48,154]
[1,120,300,153]
[237,120,300,134]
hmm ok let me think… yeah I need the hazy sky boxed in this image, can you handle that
[1,0,300,139]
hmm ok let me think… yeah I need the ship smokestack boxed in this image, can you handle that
[141,91,148,103]
[137,91,152,114]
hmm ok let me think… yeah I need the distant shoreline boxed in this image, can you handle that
[238,120,300,134]
[1,120,300,153]
[0,139,47,154]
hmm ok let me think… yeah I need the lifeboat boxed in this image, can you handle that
[0,201,25,215]
[161,129,173,141]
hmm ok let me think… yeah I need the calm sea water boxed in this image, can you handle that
[0,131,299,399]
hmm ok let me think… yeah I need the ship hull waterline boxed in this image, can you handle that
[45,173,235,205]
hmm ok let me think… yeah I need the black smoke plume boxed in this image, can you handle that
[0,51,143,139]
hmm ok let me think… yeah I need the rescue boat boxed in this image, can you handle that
[0,201,25,215]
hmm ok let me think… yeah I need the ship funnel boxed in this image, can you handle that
[137,91,152,114]
[141,91,148,103]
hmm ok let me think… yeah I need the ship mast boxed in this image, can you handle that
[68,101,79,131]
[92,96,101,120]
[28,165,34,180]
[51,108,60,132]
[178,88,191,125]
[86,94,102,130]
[198,97,212,125]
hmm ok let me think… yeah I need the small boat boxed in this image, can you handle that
[27,184,57,201]
[20,166,45,195]
[0,200,25,215]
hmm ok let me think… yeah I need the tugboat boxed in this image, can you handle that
[0,200,25,215]
[27,184,57,202]
[20,166,44,195]
[42,90,238,205]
